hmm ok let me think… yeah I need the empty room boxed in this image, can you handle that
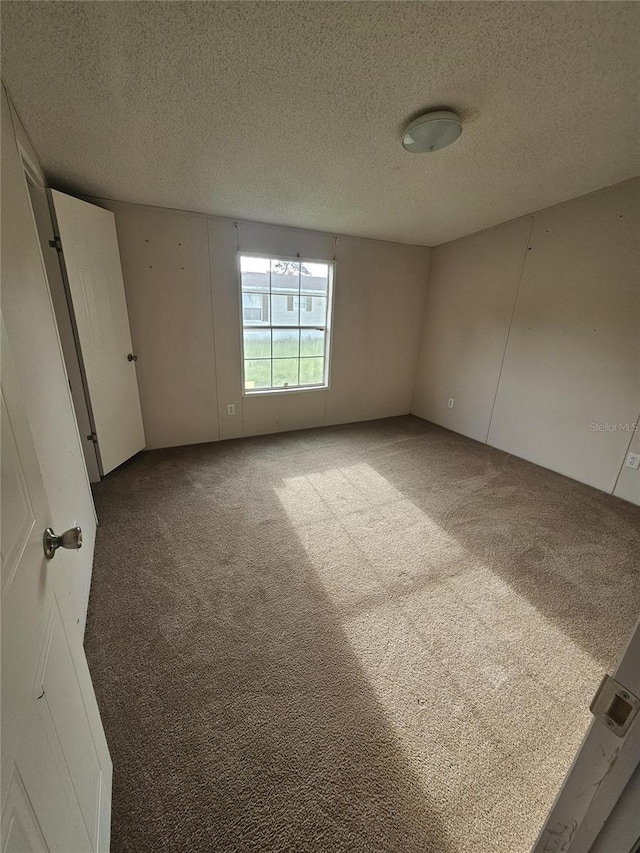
[1,2,639,852]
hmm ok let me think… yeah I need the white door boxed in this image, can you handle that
[533,615,640,851]
[49,189,145,475]
[1,318,112,852]
[26,177,101,484]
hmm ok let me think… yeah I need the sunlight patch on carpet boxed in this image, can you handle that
[274,462,598,852]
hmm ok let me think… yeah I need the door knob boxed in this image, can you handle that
[127,353,138,361]
[43,526,83,560]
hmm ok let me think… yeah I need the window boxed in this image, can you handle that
[240,255,333,393]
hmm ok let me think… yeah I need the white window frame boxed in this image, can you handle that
[238,252,335,396]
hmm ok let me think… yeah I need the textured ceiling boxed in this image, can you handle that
[2,1,639,246]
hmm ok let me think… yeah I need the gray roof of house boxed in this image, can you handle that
[242,272,327,294]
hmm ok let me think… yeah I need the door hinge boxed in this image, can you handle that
[48,236,63,252]
[590,674,640,737]
[86,432,97,443]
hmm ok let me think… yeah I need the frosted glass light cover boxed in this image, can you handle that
[402,111,462,153]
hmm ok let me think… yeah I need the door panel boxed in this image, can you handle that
[6,702,89,853]
[50,189,145,474]
[35,599,105,849]
[1,320,112,852]
[3,770,50,853]
[0,391,37,597]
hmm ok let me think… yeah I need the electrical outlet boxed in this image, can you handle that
[625,452,640,470]
[227,404,235,416]
[447,398,455,409]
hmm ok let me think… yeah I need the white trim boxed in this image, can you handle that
[238,250,334,265]
[237,252,335,396]
[243,385,328,398]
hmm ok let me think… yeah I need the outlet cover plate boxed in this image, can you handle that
[625,452,640,470]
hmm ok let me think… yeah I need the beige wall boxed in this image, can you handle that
[412,179,640,504]
[96,205,220,450]
[94,199,430,446]
[103,184,638,505]
[2,87,97,630]
[412,216,533,443]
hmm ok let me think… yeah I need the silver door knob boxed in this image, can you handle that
[43,526,83,560]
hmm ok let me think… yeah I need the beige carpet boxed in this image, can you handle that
[84,416,640,853]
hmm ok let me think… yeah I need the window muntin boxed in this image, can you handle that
[240,255,332,393]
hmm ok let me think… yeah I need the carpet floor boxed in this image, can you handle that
[84,416,640,853]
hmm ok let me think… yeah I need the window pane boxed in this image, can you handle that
[244,359,271,390]
[271,258,301,283]
[271,261,300,293]
[300,357,325,386]
[300,329,324,357]
[243,292,269,325]
[304,262,329,297]
[241,256,270,275]
[271,293,299,326]
[243,329,271,359]
[300,295,327,326]
[272,358,299,388]
[241,256,270,298]
[271,259,300,325]
[273,329,299,358]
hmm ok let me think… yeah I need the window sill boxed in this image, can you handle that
[243,385,329,398]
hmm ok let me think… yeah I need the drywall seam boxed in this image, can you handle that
[612,409,640,495]
[484,215,535,443]
[206,218,222,441]
[409,249,433,416]
[233,221,245,438]
[358,239,372,422]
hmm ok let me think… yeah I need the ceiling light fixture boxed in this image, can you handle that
[402,110,462,153]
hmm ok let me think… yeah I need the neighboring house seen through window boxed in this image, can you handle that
[243,292,269,323]
[240,255,333,392]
